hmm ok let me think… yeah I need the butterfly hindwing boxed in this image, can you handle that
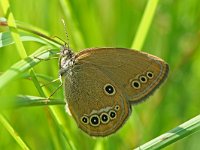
[64,62,131,136]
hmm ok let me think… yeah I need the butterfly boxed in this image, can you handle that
[59,46,169,136]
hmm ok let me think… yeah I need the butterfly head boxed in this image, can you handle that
[59,45,75,76]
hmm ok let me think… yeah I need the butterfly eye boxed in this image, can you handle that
[90,115,100,126]
[147,71,154,79]
[104,84,116,95]
[100,113,110,124]
[114,105,120,111]
[131,80,141,89]
[81,116,89,124]
[109,110,117,119]
[139,75,148,83]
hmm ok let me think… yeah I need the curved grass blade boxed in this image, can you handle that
[0,32,55,48]
[135,114,200,150]
[0,46,58,90]
[131,0,159,50]
[0,18,63,47]
[15,95,65,107]
[0,114,30,150]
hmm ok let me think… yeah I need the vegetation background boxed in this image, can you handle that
[0,0,200,149]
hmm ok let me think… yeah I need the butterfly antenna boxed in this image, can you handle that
[61,19,70,50]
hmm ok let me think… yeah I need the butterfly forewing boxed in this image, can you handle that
[76,48,169,104]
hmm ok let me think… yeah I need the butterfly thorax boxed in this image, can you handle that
[59,45,75,77]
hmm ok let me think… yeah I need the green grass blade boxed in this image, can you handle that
[0,114,30,150]
[1,0,27,58]
[135,114,200,150]
[0,32,13,47]
[0,32,56,48]
[0,46,57,90]
[59,0,85,49]
[15,95,65,107]
[131,0,159,50]
[1,16,76,149]
[0,18,63,47]
[29,69,46,97]
[49,106,77,150]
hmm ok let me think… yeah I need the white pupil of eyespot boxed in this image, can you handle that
[91,116,99,125]
[106,86,113,93]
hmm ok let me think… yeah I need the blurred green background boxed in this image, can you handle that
[0,0,200,150]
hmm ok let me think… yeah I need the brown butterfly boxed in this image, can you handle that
[59,46,169,137]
